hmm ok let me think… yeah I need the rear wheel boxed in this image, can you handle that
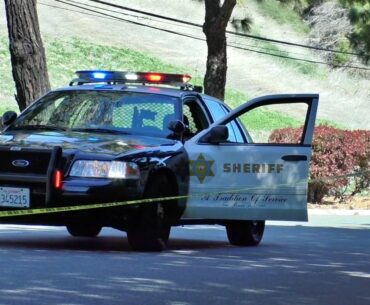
[66,224,102,237]
[226,220,265,246]
[127,175,172,251]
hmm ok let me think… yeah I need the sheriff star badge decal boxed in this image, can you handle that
[189,153,215,183]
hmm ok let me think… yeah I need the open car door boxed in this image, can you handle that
[183,94,318,221]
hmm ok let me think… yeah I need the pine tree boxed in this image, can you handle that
[341,0,370,62]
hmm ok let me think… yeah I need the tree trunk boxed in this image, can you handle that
[4,0,50,111]
[203,0,236,101]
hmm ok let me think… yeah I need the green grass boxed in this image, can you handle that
[242,107,303,131]
[224,89,305,131]
[0,36,187,113]
[253,0,310,35]
[0,36,17,111]
[46,38,185,89]
[225,88,251,108]
[0,35,340,131]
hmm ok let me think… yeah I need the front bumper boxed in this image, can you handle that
[0,146,143,217]
[0,174,143,208]
[0,174,143,227]
[59,177,143,205]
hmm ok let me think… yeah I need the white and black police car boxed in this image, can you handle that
[0,70,318,251]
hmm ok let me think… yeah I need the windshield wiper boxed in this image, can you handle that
[12,125,66,131]
[71,127,130,135]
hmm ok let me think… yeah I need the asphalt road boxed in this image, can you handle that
[0,215,369,305]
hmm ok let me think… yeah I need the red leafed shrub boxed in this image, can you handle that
[269,125,370,203]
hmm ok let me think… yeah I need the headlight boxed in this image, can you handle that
[70,160,140,179]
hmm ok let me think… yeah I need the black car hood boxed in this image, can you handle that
[0,130,176,156]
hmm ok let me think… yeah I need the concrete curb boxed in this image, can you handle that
[308,209,370,216]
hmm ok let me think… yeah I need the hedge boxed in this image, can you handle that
[269,125,370,203]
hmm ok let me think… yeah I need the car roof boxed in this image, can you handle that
[51,70,229,109]
[52,83,229,107]
[53,83,202,98]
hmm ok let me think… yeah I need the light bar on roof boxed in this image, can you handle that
[75,70,191,84]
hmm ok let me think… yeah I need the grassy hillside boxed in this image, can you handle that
[253,0,310,34]
[0,36,15,113]
[1,0,369,129]
[0,36,184,113]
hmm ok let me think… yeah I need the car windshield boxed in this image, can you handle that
[11,90,180,138]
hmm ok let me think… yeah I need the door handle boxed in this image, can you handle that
[282,155,307,162]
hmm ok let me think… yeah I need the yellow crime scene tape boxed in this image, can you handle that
[0,170,368,218]
[0,195,189,218]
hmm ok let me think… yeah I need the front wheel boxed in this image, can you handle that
[226,220,265,246]
[127,175,173,251]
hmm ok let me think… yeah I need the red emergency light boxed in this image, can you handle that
[145,74,163,82]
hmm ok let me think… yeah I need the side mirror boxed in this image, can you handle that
[168,120,185,134]
[2,111,17,126]
[200,125,228,144]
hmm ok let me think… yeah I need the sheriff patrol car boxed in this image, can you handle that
[0,71,318,251]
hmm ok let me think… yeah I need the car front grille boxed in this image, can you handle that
[0,146,63,207]
[0,150,51,175]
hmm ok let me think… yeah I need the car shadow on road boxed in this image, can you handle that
[0,231,230,252]
[0,222,368,252]
[0,224,368,255]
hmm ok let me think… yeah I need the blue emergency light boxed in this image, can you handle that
[92,72,108,79]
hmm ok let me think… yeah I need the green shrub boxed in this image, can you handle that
[269,125,370,203]
[332,39,352,66]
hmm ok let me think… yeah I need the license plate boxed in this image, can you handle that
[0,187,30,208]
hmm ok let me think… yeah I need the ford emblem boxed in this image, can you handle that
[12,160,30,167]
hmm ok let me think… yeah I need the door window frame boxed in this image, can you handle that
[191,94,319,147]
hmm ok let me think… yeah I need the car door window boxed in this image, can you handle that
[236,103,309,144]
[203,98,245,143]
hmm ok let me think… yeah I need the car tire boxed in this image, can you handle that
[226,220,265,246]
[66,224,102,237]
[127,175,172,252]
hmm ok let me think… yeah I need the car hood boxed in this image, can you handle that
[0,130,176,156]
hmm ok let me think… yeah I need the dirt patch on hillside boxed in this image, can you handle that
[309,196,370,210]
